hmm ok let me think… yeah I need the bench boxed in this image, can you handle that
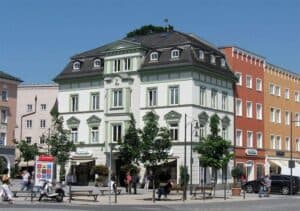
[99,188,122,195]
[191,185,214,199]
[70,190,99,201]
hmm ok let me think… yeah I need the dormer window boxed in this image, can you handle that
[73,61,81,71]
[221,58,226,68]
[210,55,216,64]
[93,59,101,68]
[150,52,158,61]
[199,50,205,60]
[171,49,180,59]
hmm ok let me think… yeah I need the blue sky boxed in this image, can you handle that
[1,0,299,84]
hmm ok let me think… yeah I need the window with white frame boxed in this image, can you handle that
[70,95,79,112]
[1,109,7,123]
[112,89,123,107]
[236,98,242,116]
[270,135,275,149]
[41,104,46,111]
[256,78,262,91]
[147,88,157,107]
[236,130,243,147]
[246,101,253,118]
[211,89,218,109]
[199,50,204,60]
[124,58,131,71]
[26,120,32,128]
[296,138,300,152]
[169,123,179,141]
[112,124,122,142]
[295,113,300,127]
[40,119,46,128]
[27,104,32,112]
[1,90,8,101]
[222,127,228,139]
[91,92,100,110]
[221,58,226,68]
[275,85,281,96]
[71,128,78,143]
[275,109,281,123]
[285,111,290,125]
[257,132,263,148]
[210,55,216,64]
[285,137,290,151]
[73,61,80,70]
[113,59,121,72]
[40,136,45,144]
[221,92,228,111]
[295,91,300,102]
[150,52,159,61]
[93,59,101,68]
[0,133,6,145]
[25,137,32,144]
[171,49,180,59]
[269,84,275,95]
[246,75,252,88]
[200,86,206,106]
[169,86,179,105]
[270,108,275,123]
[285,88,290,99]
[275,136,281,150]
[235,72,242,86]
[91,126,99,143]
[247,131,253,147]
[199,123,206,138]
[256,103,262,120]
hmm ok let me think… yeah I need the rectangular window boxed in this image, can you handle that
[169,123,179,141]
[236,99,242,116]
[246,101,253,118]
[222,127,228,140]
[247,131,253,147]
[0,133,6,145]
[256,78,262,91]
[256,103,262,120]
[270,135,275,149]
[246,75,252,88]
[221,92,228,111]
[199,124,206,138]
[270,108,275,123]
[236,130,242,147]
[235,72,242,86]
[40,136,45,144]
[296,139,300,152]
[269,84,275,95]
[112,124,122,142]
[275,85,281,96]
[275,136,281,150]
[211,89,218,109]
[26,120,32,128]
[91,92,100,110]
[113,59,121,72]
[26,137,32,144]
[70,95,79,112]
[40,119,46,128]
[147,88,157,107]
[285,88,290,99]
[124,58,131,71]
[41,104,47,111]
[113,89,123,107]
[71,128,78,143]
[200,86,206,106]
[275,109,281,123]
[27,104,33,112]
[285,111,290,125]
[295,113,300,127]
[1,90,8,101]
[295,91,300,102]
[285,137,290,151]
[169,86,179,105]
[1,110,7,123]
[91,127,99,143]
[257,132,263,148]
[256,164,264,179]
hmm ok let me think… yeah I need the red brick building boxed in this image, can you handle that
[221,47,265,180]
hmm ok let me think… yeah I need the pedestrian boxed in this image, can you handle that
[132,174,139,194]
[21,170,31,191]
[157,180,172,200]
[264,175,271,197]
[124,172,132,194]
[144,174,150,192]
[1,168,13,203]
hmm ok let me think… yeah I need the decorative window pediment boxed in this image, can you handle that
[67,116,80,128]
[221,116,230,128]
[164,110,182,123]
[87,115,101,127]
[198,112,209,125]
[143,111,159,122]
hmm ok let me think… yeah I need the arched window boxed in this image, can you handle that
[73,61,81,70]
[93,59,101,68]
[171,49,180,59]
[150,52,158,61]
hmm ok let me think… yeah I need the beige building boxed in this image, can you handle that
[15,84,58,167]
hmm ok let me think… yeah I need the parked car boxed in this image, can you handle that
[242,175,300,195]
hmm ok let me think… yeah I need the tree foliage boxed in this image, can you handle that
[126,24,174,37]
[17,140,39,166]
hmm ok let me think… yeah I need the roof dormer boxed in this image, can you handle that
[72,61,81,71]
[171,48,181,60]
[150,51,159,62]
[93,58,101,69]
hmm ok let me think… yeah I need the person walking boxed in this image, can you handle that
[264,175,271,197]
[124,172,132,194]
[132,174,139,194]
[21,170,31,191]
[144,174,150,192]
[1,168,13,203]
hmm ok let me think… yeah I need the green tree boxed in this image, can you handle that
[126,24,174,37]
[140,111,172,201]
[17,140,39,167]
[118,114,141,172]
[194,114,233,189]
[48,102,75,180]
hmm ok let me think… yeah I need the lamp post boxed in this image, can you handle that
[189,121,199,195]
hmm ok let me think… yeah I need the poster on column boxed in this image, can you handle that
[34,155,55,186]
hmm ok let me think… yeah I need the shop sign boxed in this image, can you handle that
[245,149,257,156]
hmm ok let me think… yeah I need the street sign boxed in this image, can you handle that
[289,160,295,168]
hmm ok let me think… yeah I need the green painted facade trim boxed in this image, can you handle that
[105,112,131,117]
[60,110,104,115]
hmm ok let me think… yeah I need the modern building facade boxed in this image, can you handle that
[221,47,266,181]
[15,84,58,167]
[0,71,22,171]
[264,64,300,176]
[54,31,236,185]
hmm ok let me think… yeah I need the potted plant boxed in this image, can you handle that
[231,166,244,196]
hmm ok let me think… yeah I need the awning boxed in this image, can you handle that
[70,159,95,165]
[18,160,35,167]
[269,159,300,177]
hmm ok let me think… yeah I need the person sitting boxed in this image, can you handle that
[157,180,172,200]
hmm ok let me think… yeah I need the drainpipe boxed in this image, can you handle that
[19,96,37,141]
